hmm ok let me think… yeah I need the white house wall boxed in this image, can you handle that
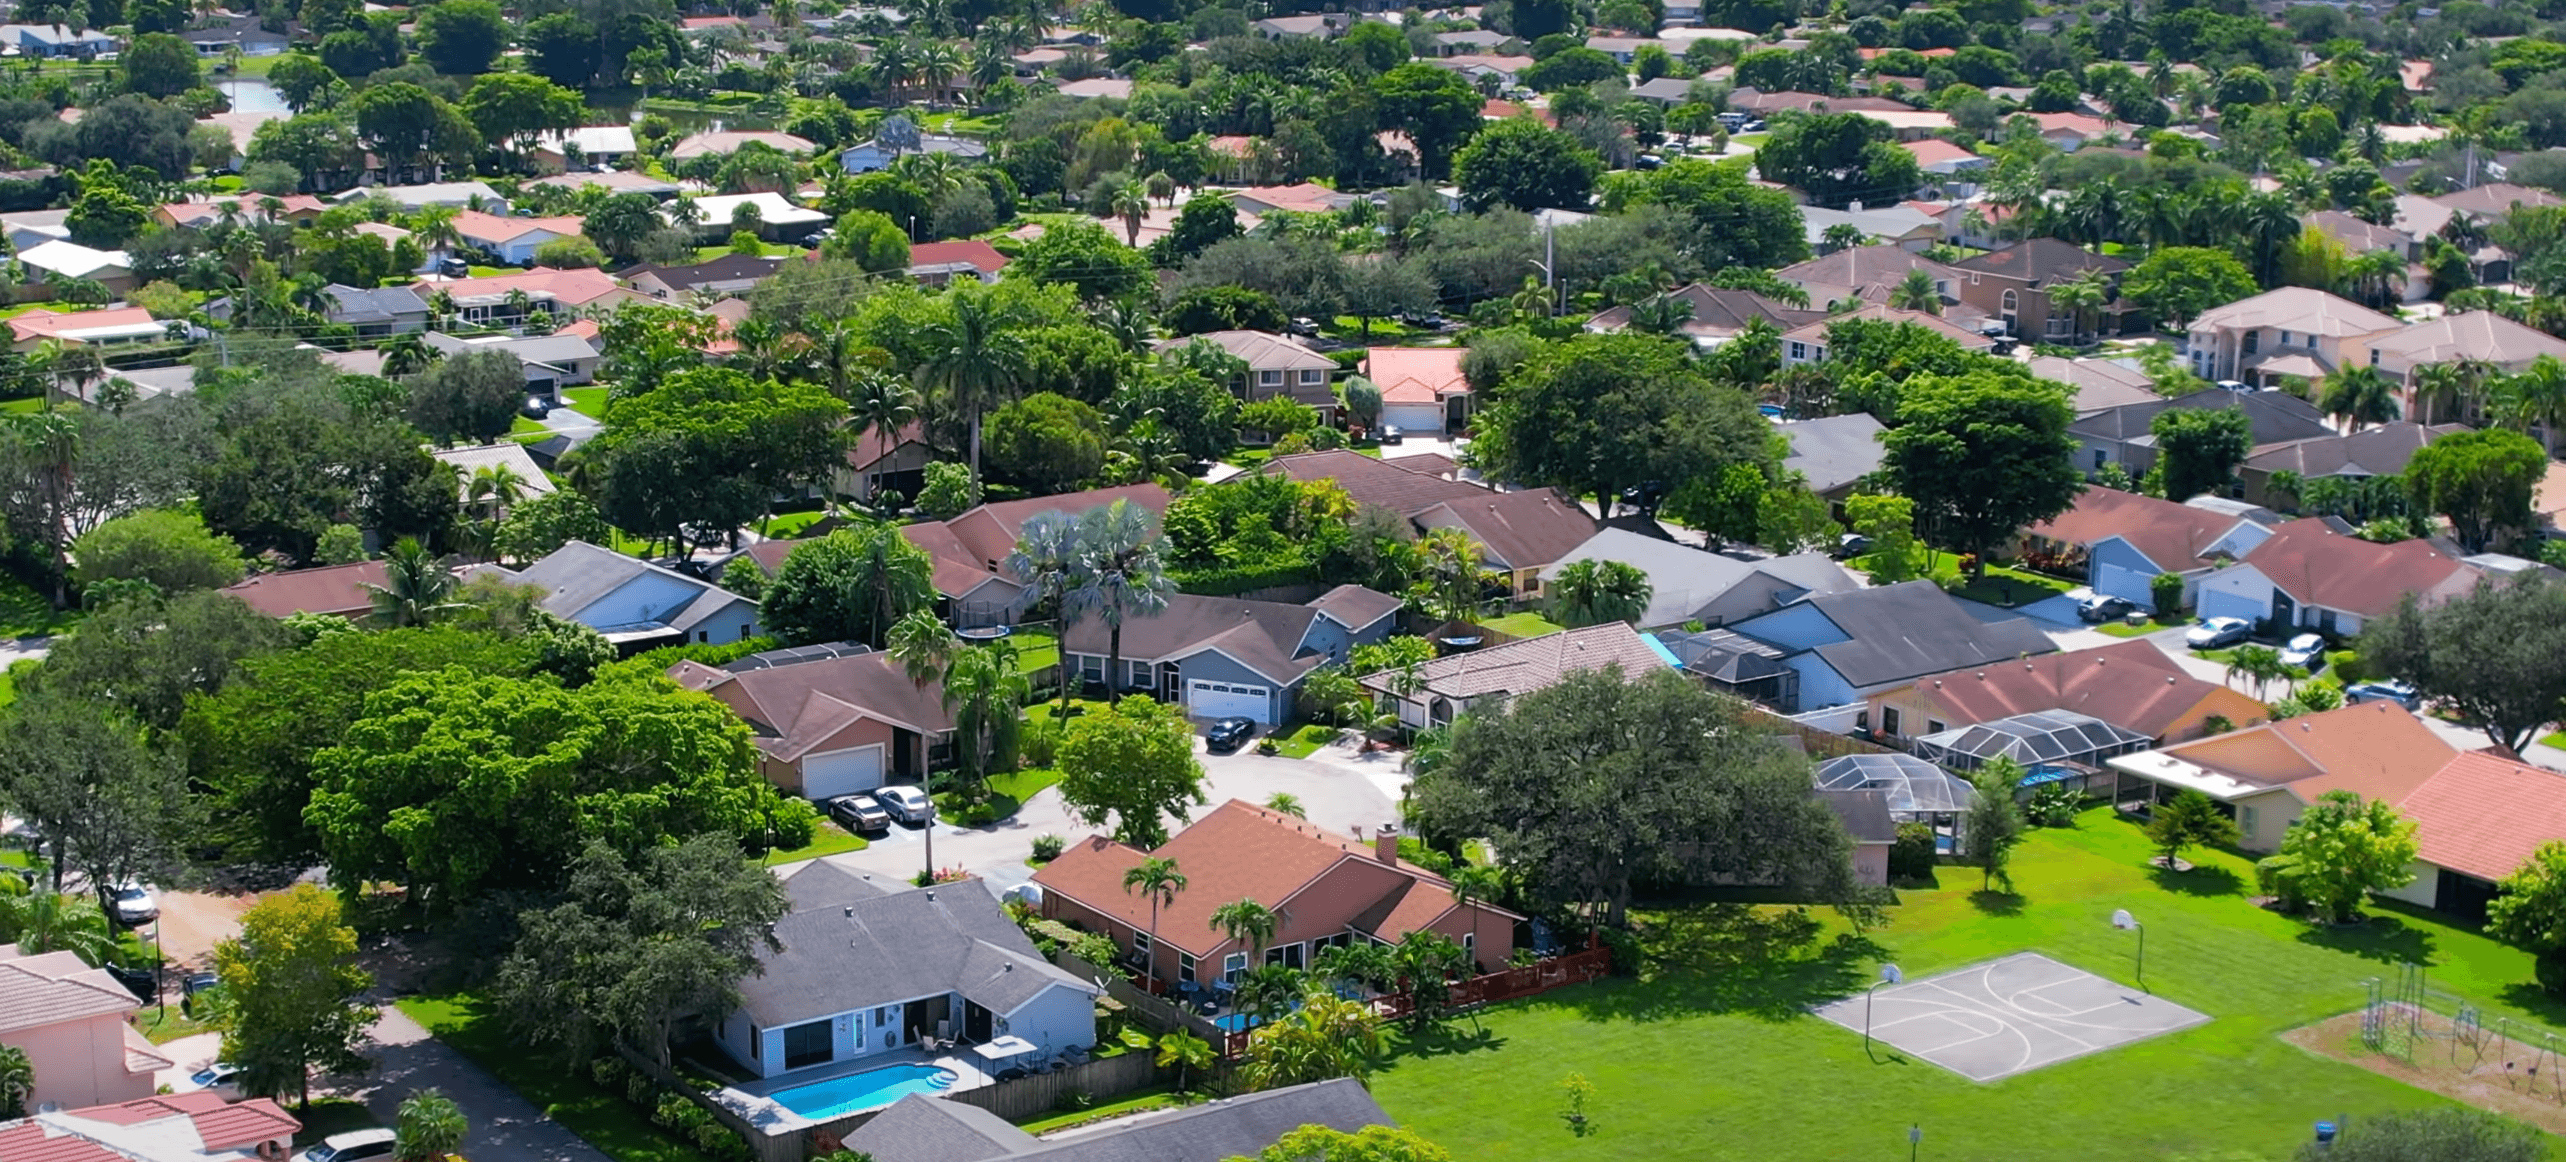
[998,984,1099,1056]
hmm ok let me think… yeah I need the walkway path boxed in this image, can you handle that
[343,1006,614,1162]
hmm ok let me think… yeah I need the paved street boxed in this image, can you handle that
[339,1006,614,1162]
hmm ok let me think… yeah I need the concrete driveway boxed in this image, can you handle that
[340,1007,612,1162]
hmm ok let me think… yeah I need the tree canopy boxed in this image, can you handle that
[1881,372,2082,568]
[2361,576,2566,753]
[1475,332,1771,516]
[1057,695,1207,849]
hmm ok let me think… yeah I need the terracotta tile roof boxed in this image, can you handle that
[2154,701,2457,796]
[2029,487,2255,573]
[159,194,326,225]
[887,483,1173,599]
[452,209,584,245]
[1775,244,1968,298]
[1779,303,1991,351]
[2032,111,2110,136]
[1363,346,1466,404]
[8,306,157,344]
[1901,138,1981,167]
[121,1024,170,1074]
[0,1122,121,1162]
[1902,639,2259,739]
[219,561,388,620]
[2398,750,2566,881]
[0,947,138,1033]
[2236,518,2477,618]
[70,1091,300,1151]
[907,239,1010,276]
[426,266,628,307]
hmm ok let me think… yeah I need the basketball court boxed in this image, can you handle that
[1811,952,2210,1082]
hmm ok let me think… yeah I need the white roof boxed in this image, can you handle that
[431,442,559,500]
[18,239,130,278]
[2106,748,2268,802]
[335,181,505,209]
[683,191,830,228]
[537,126,639,155]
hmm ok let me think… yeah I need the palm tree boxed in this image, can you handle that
[1066,499,1173,700]
[970,38,1011,89]
[0,875,118,966]
[2346,248,2407,309]
[383,333,437,378]
[1121,856,1187,985]
[1004,509,1087,716]
[1819,222,1867,251]
[2225,643,2291,700]
[885,608,958,687]
[364,537,462,627]
[1145,169,1177,207]
[2318,365,2401,431]
[5,408,78,608]
[1210,898,1278,970]
[413,205,464,269]
[467,464,528,522]
[2048,266,2112,344]
[1154,1028,1214,1094]
[2494,355,2566,452]
[916,287,1030,479]
[1547,558,1652,627]
[668,193,704,234]
[0,1044,27,1119]
[1888,267,1941,314]
[1418,528,1488,623]
[915,40,965,106]
[394,1088,468,1162]
[1263,792,1306,818]
[1627,292,1696,336]
[2411,356,2492,427]
[1110,178,1150,247]
[941,640,1028,798]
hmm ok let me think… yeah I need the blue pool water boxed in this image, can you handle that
[1213,1011,1263,1032]
[771,1064,957,1119]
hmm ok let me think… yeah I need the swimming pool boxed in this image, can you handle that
[769,1063,958,1119]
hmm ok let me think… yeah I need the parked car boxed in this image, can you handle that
[2279,633,2327,670]
[435,256,469,278]
[295,1129,397,1162]
[2345,679,2421,709]
[875,784,934,824]
[110,883,157,926]
[103,962,155,1003]
[1378,424,1403,446]
[1205,717,1255,752]
[2214,379,2252,392]
[177,1062,245,1101]
[2074,593,2138,623]
[2185,617,2253,649]
[1833,532,1872,559]
[1286,317,1320,337]
[181,970,220,1016]
[827,793,891,834]
[518,394,551,420]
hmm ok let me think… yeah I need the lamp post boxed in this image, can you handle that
[1865,964,1903,1062]
[1909,1124,1922,1162]
[2112,909,2146,992]
[921,795,937,885]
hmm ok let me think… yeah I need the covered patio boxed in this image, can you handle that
[1814,751,1978,853]
[1910,709,2152,780]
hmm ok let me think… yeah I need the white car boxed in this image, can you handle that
[2185,617,2253,650]
[110,883,157,926]
[2279,633,2327,670]
[874,785,934,824]
[294,1129,396,1162]
[177,1062,245,1101]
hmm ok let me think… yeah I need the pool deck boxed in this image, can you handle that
[710,1048,997,1133]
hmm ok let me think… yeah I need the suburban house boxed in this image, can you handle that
[422,267,644,324]
[834,420,934,502]
[2029,354,2161,415]
[2364,310,2566,424]
[2393,183,2560,282]
[670,130,819,160]
[1254,13,1348,38]
[2068,387,2335,478]
[1155,330,1339,416]
[1819,789,1899,886]
[876,483,1173,627]
[839,133,989,173]
[2030,111,2113,150]
[0,946,166,1108]
[218,560,390,620]
[1582,285,1826,349]
[1432,28,1516,54]
[1061,585,1401,724]
[0,23,118,56]
[1778,412,1888,502]
[18,240,136,294]
[2024,487,2276,609]
[1036,800,1522,985]
[842,1080,1393,1162]
[1538,529,1859,629]
[337,182,509,213]
[717,866,1097,1079]
[5,306,167,352]
[618,253,787,300]
[469,540,761,647]
[1866,638,2268,750]
[0,1092,302,1162]
[2305,210,2429,302]
[1780,304,1993,366]
[431,442,557,507]
[528,125,640,171]
[1363,346,1471,434]
[1776,245,1966,309]
[1903,137,1990,178]
[420,330,601,393]
[1228,183,1361,215]
[527,169,682,199]
[2237,422,2469,509]
[1718,580,2056,713]
[906,239,1011,286]
[681,192,832,242]
[449,210,586,266]
[1951,238,2135,342]
[2193,517,2480,636]
[1267,452,1599,594]
[2182,287,2403,386]
[155,194,326,229]
[1363,621,1675,730]
[1797,203,1945,251]
[317,284,431,335]
[672,643,953,799]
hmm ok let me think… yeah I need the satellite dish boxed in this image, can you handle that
[1880,964,1903,985]
[2111,909,2138,930]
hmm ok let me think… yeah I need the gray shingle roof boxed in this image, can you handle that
[1540,529,1858,629]
[841,1096,1040,1162]
[1819,788,1898,843]
[1779,413,1888,495]
[1741,580,2055,690]
[1369,621,1672,700]
[2068,387,2333,447]
[323,283,428,322]
[734,877,1094,1028]
[490,540,753,634]
[1016,1079,1391,1162]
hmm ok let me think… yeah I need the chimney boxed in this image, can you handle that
[1375,823,1401,865]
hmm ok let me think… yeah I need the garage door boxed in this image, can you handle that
[1381,402,1443,434]
[801,744,885,800]
[2093,562,2153,606]
[2196,587,2265,626]
[1188,680,1272,724]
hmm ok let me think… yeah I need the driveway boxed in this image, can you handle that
[341,1006,612,1162]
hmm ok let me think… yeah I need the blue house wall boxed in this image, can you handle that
[1171,649,1297,723]
[1782,653,1862,712]
[2088,537,2165,606]
[1724,602,1846,652]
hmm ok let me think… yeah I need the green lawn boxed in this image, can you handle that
[560,387,609,416]
[1271,723,1340,759]
[133,1005,215,1043]
[0,574,77,639]
[1479,612,1567,639]
[1025,697,1111,730]
[397,994,711,1162]
[941,767,1064,827]
[0,398,39,414]
[1014,1086,1185,1132]
[758,509,830,539]
[1371,809,2566,1162]
[2096,616,2178,637]
[762,821,867,866]
[1009,628,1060,673]
[510,414,550,435]
[2543,731,2566,752]
[1847,549,2074,609]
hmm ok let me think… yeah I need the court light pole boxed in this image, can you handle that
[1865,964,1902,1062]
[2112,909,2146,992]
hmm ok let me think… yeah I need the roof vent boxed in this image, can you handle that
[844,906,853,917]
[2167,676,2177,684]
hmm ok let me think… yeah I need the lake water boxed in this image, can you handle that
[217,78,288,115]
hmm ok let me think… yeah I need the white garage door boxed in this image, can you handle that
[2093,562,2153,606]
[1381,402,1443,434]
[1188,680,1272,724]
[801,744,885,800]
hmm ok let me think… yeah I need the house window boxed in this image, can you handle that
[2278,330,2292,347]
[697,630,708,643]
[1300,369,1324,384]
[1928,720,1946,734]
[2242,330,2260,355]
[2370,348,2381,366]
[2240,805,2259,838]
[1788,341,1808,361]
[1223,952,1248,981]
[2093,448,2108,469]
[781,1020,832,1070]
[1082,656,1103,680]
[1132,930,1151,959]
[1881,707,1902,736]
[2002,289,2018,313]
[1259,370,1282,386]
[1265,942,1307,969]
[1462,931,1474,954]
[1178,951,1197,983]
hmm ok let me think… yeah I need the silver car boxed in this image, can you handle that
[2279,633,2326,670]
[2185,617,2252,650]
[874,785,934,824]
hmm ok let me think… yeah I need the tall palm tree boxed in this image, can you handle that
[383,333,437,378]
[413,205,464,269]
[1209,898,1278,972]
[364,537,462,627]
[2318,365,2401,431]
[393,1088,468,1162]
[916,287,1030,479]
[2495,355,2566,453]
[886,608,958,687]
[2412,356,2492,427]
[1067,499,1173,699]
[1005,509,1087,716]
[1418,528,1487,623]
[2048,266,2112,344]
[1888,267,1941,314]
[2345,248,2407,309]
[1110,178,1150,247]
[941,640,1028,798]
[913,40,964,107]
[1547,558,1652,627]
[1819,222,1867,252]
[1121,856,1187,985]
[467,464,528,522]
[668,193,704,234]
[970,38,1011,89]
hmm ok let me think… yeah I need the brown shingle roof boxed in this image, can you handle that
[889,483,1174,599]
[1951,237,2128,284]
[668,651,954,762]
[1057,592,1332,684]
[2029,487,2256,572]
[1901,639,2256,739]
[2236,518,2477,618]
[1584,286,1826,339]
[217,561,387,620]
[1409,490,1600,572]
[2243,422,2468,480]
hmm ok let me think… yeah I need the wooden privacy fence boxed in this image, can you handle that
[943,1051,1161,1121]
[1215,947,1614,1057]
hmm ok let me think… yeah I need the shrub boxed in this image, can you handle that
[1069,932,1119,969]
[1255,737,1279,755]
[1597,925,1642,976]
[2539,949,2566,997]
[1021,721,1060,768]
[2025,782,2083,828]
[2150,571,2185,619]
[1032,834,1066,862]
[1888,822,1937,881]
[1054,1089,1096,1113]
[2327,649,2366,683]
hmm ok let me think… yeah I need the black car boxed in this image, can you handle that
[181,970,220,1015]
[435,257,469,278]
[1205,717,1255,752]
[104,963,156,1003]
[518,395,551,420]
[827,793,892,833]
[1379,424,1403,446]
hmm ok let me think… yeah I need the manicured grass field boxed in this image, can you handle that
[1271,723,1340,759]
[762,821,866,867]
[397,994,709,1162]
[560,386,610,417]
[942,767,1065,827]
[2096,616,2179,637]
[1008,628,1060,673]
[1848,549,2074,609]
[133,1006,215,1044]
[1478,612,1567,639]
[758,509,830,539]
[1370,808,2566,1162]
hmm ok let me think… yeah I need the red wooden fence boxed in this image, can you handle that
[1216,947,1613,1057]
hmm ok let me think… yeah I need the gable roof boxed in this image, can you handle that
[2305,209,2413,257]
[218,560,388,620]
[2232,518,2477,617]
[1363,346,1467,404]
[669,130,817,158]
[1780,303,1992,351]
[1741,580,2055,689]
[8,306,157,345]
[2244,422,2467,480]
[1901,639,2258,739]
[2068,386,2335,447]
[1538,529,1857,628]
[1307,583,1403,632]
[1408,489,1601,571]
[2188,286,2403,338]
[426,266,629,308]
[734,876,1092,1028]
[1365,621,1671,701]
[492,540,753,634]
[63,1092,301,1153]
[1157,329,1334,372]
[451,209,583,245]
[1057,591,1368,684]
[2129,700,2457,801]
[1033,801,1514,958]
[1775,245,1966,297]
[1951,237,2129,284]
[1583,285,1827,340]
[1778,412,1887,494]
[616,252,788,292]
[2030,487,2258,572]
[838,1095,1038,1162]
[1267,450,1492,513]
[2398,750,2566,882]
[2432,181,2562,218]
[1901,138,1981,168]
[2366,309,2566,368]
[321,283,429,323]
[669,648,955,761]
[908,239,1011,277]
[2028,355,2160,413]
[0,946,139,1033]
[1012,1079,1393,1162]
